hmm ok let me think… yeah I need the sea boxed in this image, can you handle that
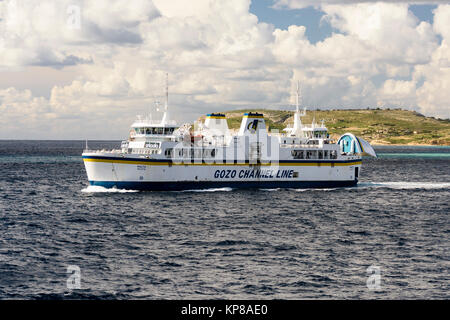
[0,140,448,299]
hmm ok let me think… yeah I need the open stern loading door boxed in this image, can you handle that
[338,133,377,157]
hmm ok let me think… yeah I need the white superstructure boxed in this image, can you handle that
[82,81,376,191]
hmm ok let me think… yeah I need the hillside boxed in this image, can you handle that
[198,109,450,145]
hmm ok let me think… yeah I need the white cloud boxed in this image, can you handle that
[0,87,56,138]
[271,2,440,111]
[414,4,450,118]
[378,79,417,107]
[321,3,438,65]
[0,0,160,68]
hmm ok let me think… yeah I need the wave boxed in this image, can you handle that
[0,156,81,163]
[358,181,450,190]
[81,186,139,193]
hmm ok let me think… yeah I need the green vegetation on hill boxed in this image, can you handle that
[199,108,450,145]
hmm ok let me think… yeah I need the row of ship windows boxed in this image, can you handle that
[132,149,160,154]
[291,150,338,159]
[134,127,175,135]
[304,132,329,139]
[160,149,338,159]
[165,148,217,158]
[131,148,338,159]
[282,140,326,145]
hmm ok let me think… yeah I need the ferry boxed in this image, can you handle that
[82,80,376,191]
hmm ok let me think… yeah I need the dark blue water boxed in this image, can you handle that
[0,141,449,299]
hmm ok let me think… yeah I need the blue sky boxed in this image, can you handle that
[251,0,334,43]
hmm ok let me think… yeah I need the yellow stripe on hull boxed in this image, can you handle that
[83,158,361,167]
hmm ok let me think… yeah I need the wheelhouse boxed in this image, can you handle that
[132,126,176,136]
[302,127,329,139]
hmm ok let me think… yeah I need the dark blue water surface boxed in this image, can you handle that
[0,141,449,299]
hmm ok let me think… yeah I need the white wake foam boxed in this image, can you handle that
[295,188,339,192]
[180,187,234,193]
[80,182,449,193]
[358,182,450,190]
[293,182,450,192]
[81,186,139,193]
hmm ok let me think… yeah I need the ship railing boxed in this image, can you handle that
[83,149,123,154]
[280,144,340,152]
[269,132,287,137]
[280,144,324,148]
[133,119,177,126]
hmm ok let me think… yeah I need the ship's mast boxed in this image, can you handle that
[291,80,305,136]
[165,72,168,111]
[161,73,170,125]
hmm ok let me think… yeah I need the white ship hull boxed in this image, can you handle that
[82,153,362,191]
[81,83,376,191]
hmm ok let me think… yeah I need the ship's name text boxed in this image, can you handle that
[214,169,294,179]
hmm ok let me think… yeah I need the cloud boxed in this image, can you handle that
[322,3,438,65]
[0,0,160,68]
[0,87,56,138]
[270,2,440,111]
[414,4,450,118]
[378,79,417,107]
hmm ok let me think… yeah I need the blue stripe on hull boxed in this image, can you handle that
[89,180,358,191]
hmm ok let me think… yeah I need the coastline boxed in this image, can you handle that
[370,143,450,147]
